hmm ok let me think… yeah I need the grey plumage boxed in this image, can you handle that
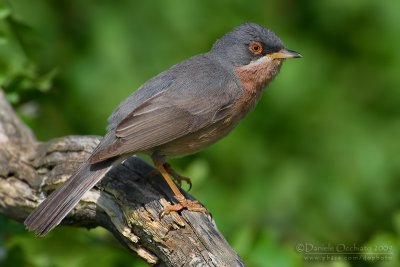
[24,22,298,235]
[24,158,119,235]
[212,22,284,66]
[89,53,242,162]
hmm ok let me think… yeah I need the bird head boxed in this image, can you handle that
[211,23,302,68]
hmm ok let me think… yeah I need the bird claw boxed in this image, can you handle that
[147,165,192,190]
[159,196,209,219]
[172,174,192,191]
[163,163,192,191]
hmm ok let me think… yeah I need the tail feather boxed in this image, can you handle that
[24,158,118,236]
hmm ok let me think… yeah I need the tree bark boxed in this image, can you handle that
[0,90,245,266]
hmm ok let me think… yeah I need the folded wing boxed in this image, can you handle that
[89,54,242,163]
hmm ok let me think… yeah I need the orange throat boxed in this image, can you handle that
[235,58,282,93]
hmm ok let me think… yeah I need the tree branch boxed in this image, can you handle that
[0,90,245,266]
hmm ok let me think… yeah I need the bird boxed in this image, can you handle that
[24,22,302,236]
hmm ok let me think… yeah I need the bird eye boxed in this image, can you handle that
[249,42,263,55]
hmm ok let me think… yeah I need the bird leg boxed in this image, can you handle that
[146,163,192,190]
[163,162,192,190]
[151,154,207,217]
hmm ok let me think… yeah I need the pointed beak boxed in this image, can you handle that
[269,48,302,59]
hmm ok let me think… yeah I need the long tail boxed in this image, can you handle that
[24,158,118,236]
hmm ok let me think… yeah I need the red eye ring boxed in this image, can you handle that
[249,42,263,55]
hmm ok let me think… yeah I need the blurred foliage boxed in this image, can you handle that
[0,0,399,266]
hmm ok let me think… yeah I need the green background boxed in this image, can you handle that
[0,0,399,266]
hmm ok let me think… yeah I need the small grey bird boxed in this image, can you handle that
[24,22,302,236]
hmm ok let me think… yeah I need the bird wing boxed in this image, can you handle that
[89,54,242,163]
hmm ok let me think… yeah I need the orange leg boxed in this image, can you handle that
[163,162,192,190]
[147,163,192,190]
[152,154,207,217]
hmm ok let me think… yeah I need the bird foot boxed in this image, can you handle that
[160,195,209,218]
[163,163,192,190]
[171,173,192,190]
[148,163,192,190]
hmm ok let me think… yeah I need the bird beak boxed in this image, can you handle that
[269,49,302,59]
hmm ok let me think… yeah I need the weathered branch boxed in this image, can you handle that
[0,90,245,266]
